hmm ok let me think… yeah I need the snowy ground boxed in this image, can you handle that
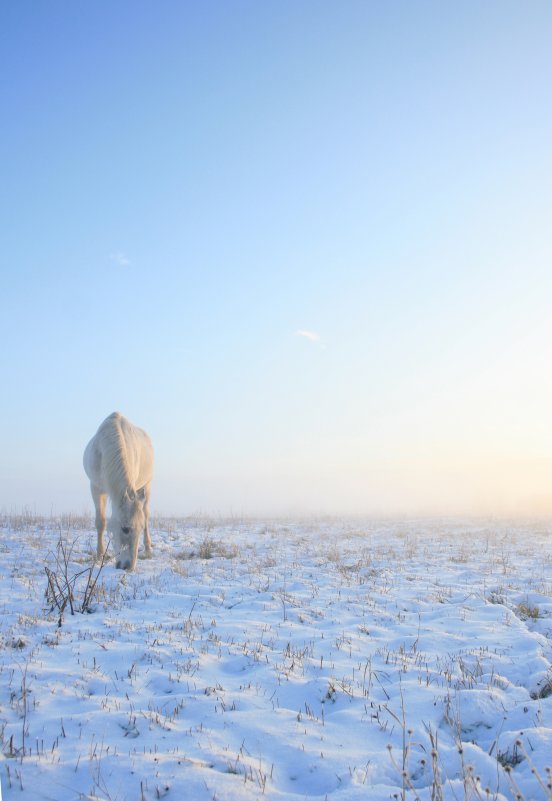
[0,516,551,801]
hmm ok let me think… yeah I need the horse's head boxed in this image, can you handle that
[113,487,146,570]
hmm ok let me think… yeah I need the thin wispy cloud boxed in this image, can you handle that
[295,329,321,343]
[109,251,131,267]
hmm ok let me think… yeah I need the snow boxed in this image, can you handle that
[0,517,551,801]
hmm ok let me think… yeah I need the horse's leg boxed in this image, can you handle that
[91,483,108,561]
[143,483,152,558]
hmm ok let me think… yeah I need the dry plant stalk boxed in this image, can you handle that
[44,530,107,626]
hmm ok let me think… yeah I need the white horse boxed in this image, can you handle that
[83,412,154,571]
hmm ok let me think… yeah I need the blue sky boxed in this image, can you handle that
[2,1,552,516]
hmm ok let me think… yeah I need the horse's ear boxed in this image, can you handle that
[137,487,146,501]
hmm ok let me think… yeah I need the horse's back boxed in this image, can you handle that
[84,412,153,492]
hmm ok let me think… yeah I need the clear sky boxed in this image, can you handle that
[2,1,552,517]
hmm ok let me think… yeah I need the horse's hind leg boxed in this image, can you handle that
[91,484,108,561]
[143,483,152,558]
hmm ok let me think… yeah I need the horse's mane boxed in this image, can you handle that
[98,413,134,500]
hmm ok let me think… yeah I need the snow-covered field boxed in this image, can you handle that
[0,516,551,801]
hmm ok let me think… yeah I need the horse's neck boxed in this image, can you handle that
[102,426,134,499]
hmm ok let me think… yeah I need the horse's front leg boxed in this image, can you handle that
[142,483,152,558]
[91,484,108,561]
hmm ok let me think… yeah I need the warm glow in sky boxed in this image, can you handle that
[2,1,552,517]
